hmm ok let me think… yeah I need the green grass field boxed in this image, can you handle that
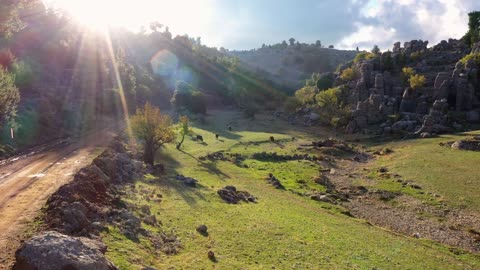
[102,110,480,269]
[370,131,480,210]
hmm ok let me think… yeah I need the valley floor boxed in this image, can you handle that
[102,110,480,269]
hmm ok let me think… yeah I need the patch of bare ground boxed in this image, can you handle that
[315,145,480,253]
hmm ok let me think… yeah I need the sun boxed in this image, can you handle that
[43,0,139,31]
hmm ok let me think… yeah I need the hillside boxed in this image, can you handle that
[231,45,358,92]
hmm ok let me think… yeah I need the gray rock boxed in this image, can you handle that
[13,231,116,270]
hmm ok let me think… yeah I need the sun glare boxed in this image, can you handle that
[43,0,216,34]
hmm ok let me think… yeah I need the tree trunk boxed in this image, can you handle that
[143,142,155,165]
[176,134,185,150]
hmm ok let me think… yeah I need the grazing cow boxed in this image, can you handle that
[215,134,219,140]
[270,136,275,142]
[196,135,204,142]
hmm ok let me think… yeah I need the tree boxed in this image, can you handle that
[0,68,20,130]
[131,103,176,165]
[371,45,380,54]
[462,11,480,47]
[176,115,191,149]
[315,40,322,47]
[289,38,296,46]
[282,40,288,48]
[328,45,334,49]
[356,46,359,52]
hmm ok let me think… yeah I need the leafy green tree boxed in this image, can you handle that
[289,38,296,46]
[131,103,176,165]
[316,74,334,91]
[371,45,380,54]
[462,11,480,47]
[176,115,191,149]
[0,68,20,129]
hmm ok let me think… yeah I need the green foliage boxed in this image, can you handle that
[176,115,191,149]
[409,74,426,90]
[11,60,34,89]
[315,87,350,127]
[316,74,334,91]
[381,52,394,71]
[353,52,377,63]
[402,67,415,82]
[410,51,425,62]
[305,73,321,87]
[130,103,176,165]
[339,67,357,81]
[0,68,20,129]
[170,81,207,114]
[283,96,301,113]
[294,86,316,105]
[462,11,480,47]
[371,45,380,54]
[460,53,480,66]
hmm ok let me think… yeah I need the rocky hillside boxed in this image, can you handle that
[327,39,480,136]
[230,45,358,92]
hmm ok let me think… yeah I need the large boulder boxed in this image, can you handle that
[13,231,116,270]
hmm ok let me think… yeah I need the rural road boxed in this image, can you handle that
[0,130,115,269]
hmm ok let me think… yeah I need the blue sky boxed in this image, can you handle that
[194,0,480,50]
[46,0,480,51]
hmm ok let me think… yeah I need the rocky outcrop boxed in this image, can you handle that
[13,231,116,270]
[44,138,144,236]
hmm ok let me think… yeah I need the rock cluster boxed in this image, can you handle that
[451,136,480,151]
[13,231,116,270]
[267,173,285,189]
[252,151,319,162]
[199,151,246,167]
[175,174,198,187]
[217,186,256,204]
[45,137,144,235]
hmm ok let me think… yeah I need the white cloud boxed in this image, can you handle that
[338,0,478,51]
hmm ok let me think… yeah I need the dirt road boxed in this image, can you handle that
[0,131,114,269]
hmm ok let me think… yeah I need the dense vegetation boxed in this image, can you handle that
[0,1,285,155]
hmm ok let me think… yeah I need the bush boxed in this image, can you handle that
[340,67,357,81]
[284,96,301,113]
[316,74,334,91]
[401,67,415,82]
[294,86,316,105]
[353,52,377,63]
[170,81,207,114]
[409,74,426,90]
[0,68,20,129]
[460,53,480,67]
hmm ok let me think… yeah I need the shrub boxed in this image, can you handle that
[409,74,426,90]
[460,53,480,67]
[0,68,20,129]
[284,96,301,113]
[170,81,207,114]
[410,51,425,62]
[353,52,377,63]
[401,67,415,82]
[294,86,316,105]
[316,74,334,91]
[340,67,357,81]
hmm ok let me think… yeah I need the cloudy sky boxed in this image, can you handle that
[45,0,480,51]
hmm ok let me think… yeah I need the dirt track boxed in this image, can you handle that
[0,131,114,269]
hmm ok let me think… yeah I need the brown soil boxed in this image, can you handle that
[0,131,114,269]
